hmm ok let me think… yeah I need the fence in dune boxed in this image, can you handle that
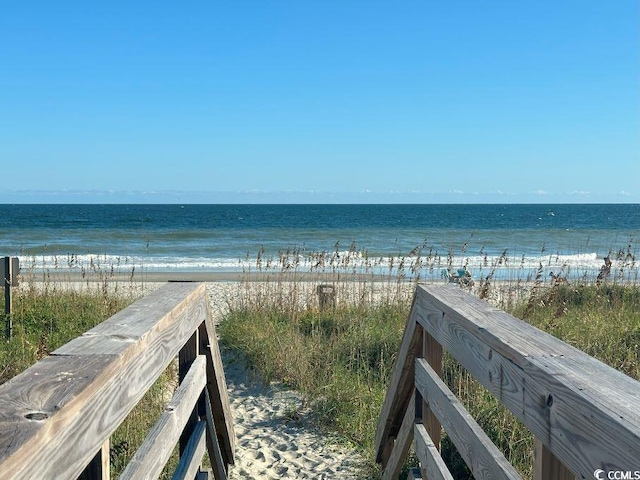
[0,282,234,479]
[375,284,640,480]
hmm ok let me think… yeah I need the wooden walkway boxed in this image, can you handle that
[2,281,639,479]
[0,282,234,479]
[375,284,640,479]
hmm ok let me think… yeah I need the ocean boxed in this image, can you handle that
[0,203,638,282]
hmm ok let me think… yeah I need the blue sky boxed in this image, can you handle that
[1,1,638,203]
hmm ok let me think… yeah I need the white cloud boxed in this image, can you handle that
[567,190,590,196]
[534,189,549,195]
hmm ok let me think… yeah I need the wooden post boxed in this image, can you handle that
[417,326,442,479]
[3,257,12,338]
[422,331,442,449]
[534,439,576,480]
[179,330,200,457]
[317,284,336,310]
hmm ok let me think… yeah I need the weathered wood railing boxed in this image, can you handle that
[0,282,235,479]
[375,284,640,480]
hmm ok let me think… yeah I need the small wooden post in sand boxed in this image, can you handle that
[317,284,336,310]
[2,257,19,338]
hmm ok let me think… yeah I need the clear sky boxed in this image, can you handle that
[1,1,638,203]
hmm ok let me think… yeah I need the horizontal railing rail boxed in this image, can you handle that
[375,284,640,480]
[0,282,235,479]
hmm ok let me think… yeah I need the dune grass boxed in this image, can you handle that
[0,287,130,382]
[218,254,640,479]
[0,275,183,478]
[2,244,639,479]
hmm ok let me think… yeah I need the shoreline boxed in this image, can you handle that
[17,269,423,284]
[17,268,636,286]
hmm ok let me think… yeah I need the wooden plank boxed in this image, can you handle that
[204,389,229,480]
[172,420,207,480]
[54,282,208,356]
[412,285,640,479]
[417,285,640,409]
[3,256,12,336]
[381,388,416,480]
[374,291,423,464]
[414,424,454,480]
[415,358,522,480]
[534,439,576,480]
[200,309,235,466]
[0,282,210,479]
[121,355,207,480]
[179,330,200,456]
[422,330,442,451]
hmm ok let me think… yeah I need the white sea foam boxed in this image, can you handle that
[18,249,637,283]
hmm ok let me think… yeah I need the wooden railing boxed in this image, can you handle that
[0,282,235,479]
[375,284,640,480]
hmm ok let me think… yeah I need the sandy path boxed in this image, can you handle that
[205,283,367,479]
[222,354,365,479]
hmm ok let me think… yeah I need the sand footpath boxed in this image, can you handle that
[203,283,368,479]
[15,278,370,478]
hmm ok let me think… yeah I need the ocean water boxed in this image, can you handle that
[0,204,638,282]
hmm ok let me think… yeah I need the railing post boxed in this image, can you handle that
[3,256,12,338]
[534,439,576,480]
[179,330,200,457]
[422,330,442,449]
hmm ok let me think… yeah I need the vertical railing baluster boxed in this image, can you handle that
[422,330,443,449]
[534,439,576,480]
[179,330,200,457]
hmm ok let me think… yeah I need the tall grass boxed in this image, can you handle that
[0,261,183,478]
[2,242,638,479]
[219,243,640,479]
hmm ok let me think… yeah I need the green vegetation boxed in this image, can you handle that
[219,276,640,479]
[1,248,638,479]
[1,286,130,382]
[516,284,640,380]
[0,280,182,478]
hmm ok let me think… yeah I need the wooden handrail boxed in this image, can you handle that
[376,284,640,479]
[0,282,235,479]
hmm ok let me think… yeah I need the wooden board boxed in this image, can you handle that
[534,439,575,480]
[121,355,207,480]
[414,424,454,480]
[204,389,229,480]
[415,358,522,480]
[201,307,235,467]
[374,290,423,464]
[382,389,416,480]
[0,282,212,479]
[412,285,640,478]
[172,420,207,480]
